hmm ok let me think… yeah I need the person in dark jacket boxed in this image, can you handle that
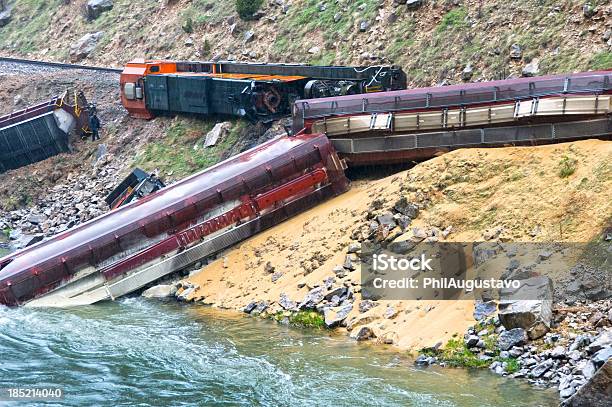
[88,106,101,141]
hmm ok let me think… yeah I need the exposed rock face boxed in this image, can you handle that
[563,360,612,407]
[70,32,104,61]
[86,0,113,21]
[498,276,553,339]
[142,284,175,299]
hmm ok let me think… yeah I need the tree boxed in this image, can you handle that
[235,0,263,21]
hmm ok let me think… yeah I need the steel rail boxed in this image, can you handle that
[0,56,122,73]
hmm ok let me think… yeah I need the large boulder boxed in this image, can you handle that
[562,360,612,407]
[498,276,553,339]
[0,7,10,27]
[86,0,113,21]
[69,32,104,61]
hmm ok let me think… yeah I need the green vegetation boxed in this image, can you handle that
[590,52,612,70]
[420,321,519,372]
[134,118,245,179]
[2,227,10,239]
[235,0,264,20]
[0,0,61,53]
[278,0,379,63]
[558,155,577,178]
[273,311,326,329]
[436,7,468,33]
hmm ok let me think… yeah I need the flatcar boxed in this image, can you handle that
[120,59,407,120]
[0,132,349,307]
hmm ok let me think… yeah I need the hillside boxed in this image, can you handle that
[0,0,610,86]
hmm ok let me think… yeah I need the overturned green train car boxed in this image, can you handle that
[0,91,91,173]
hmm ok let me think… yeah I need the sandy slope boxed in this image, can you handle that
[184,139,612,350]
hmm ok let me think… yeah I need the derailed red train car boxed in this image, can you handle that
[0,133,348,306]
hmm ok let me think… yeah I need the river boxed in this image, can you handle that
[0,299,558,406]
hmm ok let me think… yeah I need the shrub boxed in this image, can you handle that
[558,156,577,178]
[235,0,263,20]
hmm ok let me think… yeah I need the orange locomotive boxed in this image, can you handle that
[120,59,407,120]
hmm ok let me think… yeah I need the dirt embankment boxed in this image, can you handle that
[182,139,612,350]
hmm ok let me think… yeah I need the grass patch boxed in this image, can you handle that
[134,118,245,178]
[558,156,577,178]
[590,52,612,70]
[0,0,62,53]
[436,7,468,33]
[274,310,325,328]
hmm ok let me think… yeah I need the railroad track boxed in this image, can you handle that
[0,56,122,73]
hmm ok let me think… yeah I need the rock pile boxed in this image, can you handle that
[416,299,612,402]
[0,149,122,250]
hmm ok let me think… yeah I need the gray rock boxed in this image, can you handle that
[279,293,297,311]
[522,59,540,77]
[324,286,347,301]
[252,301,269,315]
[347,242,361,254]
[582,3,595,19]
[415,354,433,366]
[563,360,611,406]
[333,12,342,23]
[351,325,374,341]
[243,30,255,43]
[359,300,378,313]
[560,386,576,399]
[530,359,554,378]
[324,303,353,327]
[497,328,528,351]
[498,276,553,339]
[70,32,104,62]
[551,345,567,359]
[394,197,419,218]
[509,43,522,59]
[26,214,46,225]
[86,0,113,20]
[570,335,592,352]
[462,64,473,81]
[343,254,356,271]
[376,213,396,229]
[142,284,175,299]
[0,7,10,27]
[575,359,596,379]
[359,20,369,32]
[243,301,257,313]
[591,346,612,368]
[465,335,480,347]
[299,286,325,309]
[473,300,497,321]
[586,330,611,354]
[406,0,423,9]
